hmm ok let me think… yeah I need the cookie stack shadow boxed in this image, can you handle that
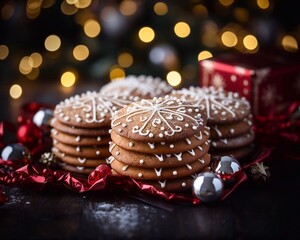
[108,97,211,192]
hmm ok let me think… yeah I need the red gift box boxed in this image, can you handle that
[199,50,300,116]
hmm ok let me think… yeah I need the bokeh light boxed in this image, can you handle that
[10,84,22,99]
[61,71,77,87]
[120,0,137,16]
[281,35,298,52]
[84,19,101,38]
[166,71,181,87]
[19,56,33,75]
[138,27,155,43]
[0,45,9,60]
[174,22,191,38]
[219,0,235,7]
[73,45,89,61]
[44,35,61,52]
[1,3,14,20]
[110,66,125,80]
[30,52,43,68]
[118,52,133,68]
[221,31,238,47]
[198,51,213,61]
[257,0,270,9]
[61,1,78,15]
[243,35,258,50]
[74,0,91,9]
[153,2,168,16]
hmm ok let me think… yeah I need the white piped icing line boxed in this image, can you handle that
[78,157,86,164]
[172,86,250,121]
[154,168,162,177]
[111,97,205,138]
[158,180,166,188]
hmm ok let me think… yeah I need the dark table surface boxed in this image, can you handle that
[0,81,300,240]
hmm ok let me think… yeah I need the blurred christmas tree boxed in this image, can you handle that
[0,0,299,91]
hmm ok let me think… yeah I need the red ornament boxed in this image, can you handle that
[88,164,111,185]
[17,122,42,149]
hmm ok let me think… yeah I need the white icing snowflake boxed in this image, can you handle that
[172,86,250,121]
[56,91,127,123]
[112,97,204,138]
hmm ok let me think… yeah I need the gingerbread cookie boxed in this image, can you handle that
[171,86,255,160]
[109,96,211,192]
[51,90,134,174]
[100,75,173,100]
[109,140,210,168]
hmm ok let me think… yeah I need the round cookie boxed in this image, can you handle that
[51,118,111,137]
[53,141,110,158]
[58,161,95,175]
[51,129,111,146]
[109,140,210,168]
[211,131,255,149]
[210,116,253,139]
[110,128,210,154]
[111,97,207,142]
[53,91,130,128]
[52,147,106,167]
[100,75,173,99]
[171,86,251,124]
[109,153,210,181]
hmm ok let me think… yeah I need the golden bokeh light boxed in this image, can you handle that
[153,2,168,16]
[10,84,22,99]
[73,45,89,61]
[243,35,258,50]
[193,4,208,18]
[61,71,77,87]
[1,3,14,20]
[198,51,213,61]
[41,0,56,8]
[110,67,125,80]
[166,71,181,87]
[234,8,249,23]
[138,27,155,43]
[61,1,78,15]
[219,0,234,6]
[19,56,33,75]
[44,35,61,52]
[120,0,137,16]
[281,35,298,52]
[26,68,40,80]
[174,22,191,38]
[0,45,9,60]
[118,52,133,68]
[221,31,238,47]
[66,0,78,4]
[257,0,269,9]
[75,0,91,9]
[30,52,43,68]
[84,19,101,38]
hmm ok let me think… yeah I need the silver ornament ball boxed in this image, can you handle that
[193,171,224,203]
[33,109,53,127]
[213,155,241,183]
[1,143,30,161]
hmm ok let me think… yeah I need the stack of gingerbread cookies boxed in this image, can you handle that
[108,96,211,192]
[171,86,255,161]
[51,91,127,174]
[51,75,172,174]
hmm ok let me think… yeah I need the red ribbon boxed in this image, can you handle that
[1,101,299,206]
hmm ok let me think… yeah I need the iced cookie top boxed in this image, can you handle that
[171,86,251,124]
[100,75,173,99]
[111,96,207,142]
[54,91,132,128]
